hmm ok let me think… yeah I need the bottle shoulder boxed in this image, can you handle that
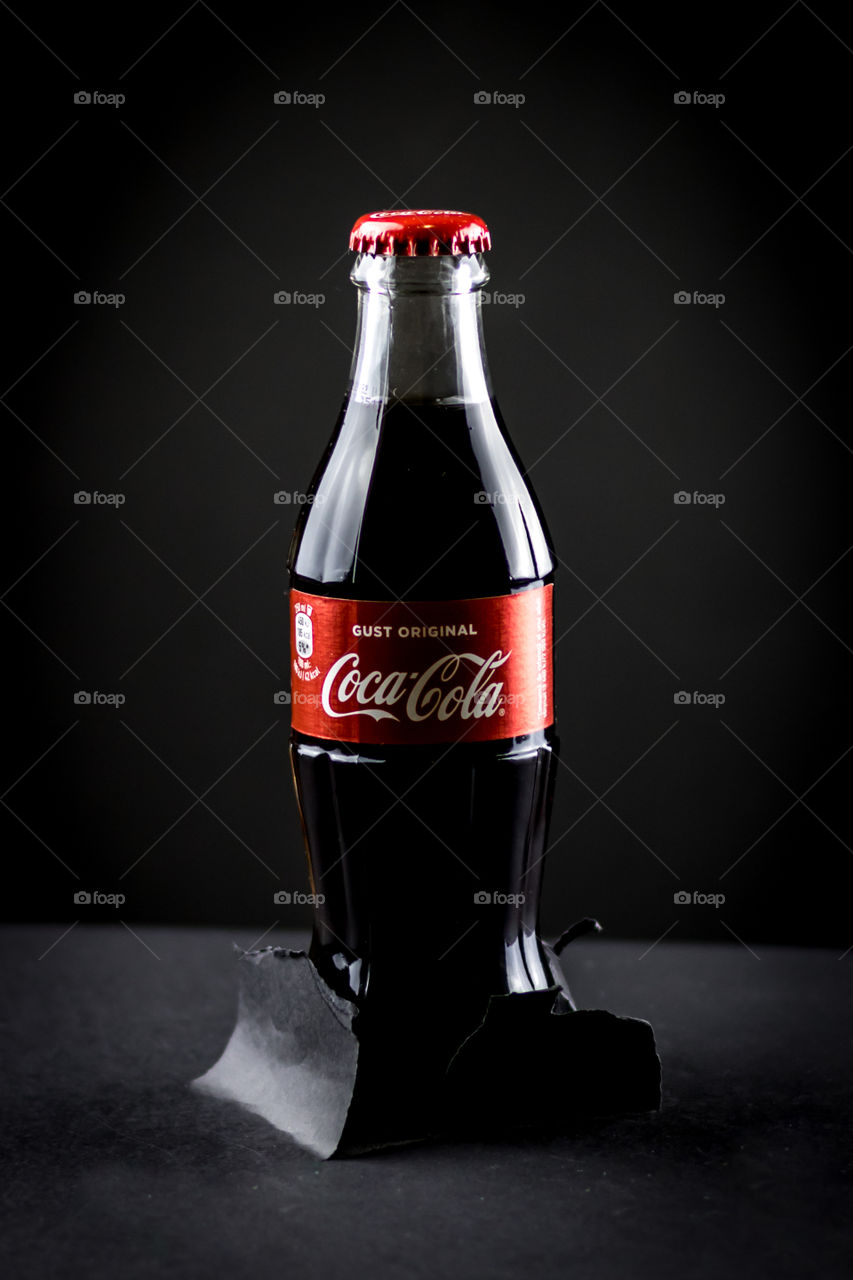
[290,396,554,597]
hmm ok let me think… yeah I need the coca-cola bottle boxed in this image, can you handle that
[288,211,563,1111]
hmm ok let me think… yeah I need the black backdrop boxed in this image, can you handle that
[2,1,851,947]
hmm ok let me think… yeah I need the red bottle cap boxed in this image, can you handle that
[349,209,491,256]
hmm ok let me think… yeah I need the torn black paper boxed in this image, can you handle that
[194,940,661,1158]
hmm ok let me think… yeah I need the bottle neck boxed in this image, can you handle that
[347,253,493,406]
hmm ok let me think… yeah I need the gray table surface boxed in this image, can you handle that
[1,925,850,1279]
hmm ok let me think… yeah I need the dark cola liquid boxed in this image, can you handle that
[289,395,560,1057]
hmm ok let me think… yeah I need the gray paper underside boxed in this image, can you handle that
[192,947,358,1159]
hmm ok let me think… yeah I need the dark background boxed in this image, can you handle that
[2,0,852,948]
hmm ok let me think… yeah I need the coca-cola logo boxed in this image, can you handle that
[321,650,511,723]
[290,587,553,744]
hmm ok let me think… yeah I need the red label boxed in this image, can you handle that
[290,586,553,745]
